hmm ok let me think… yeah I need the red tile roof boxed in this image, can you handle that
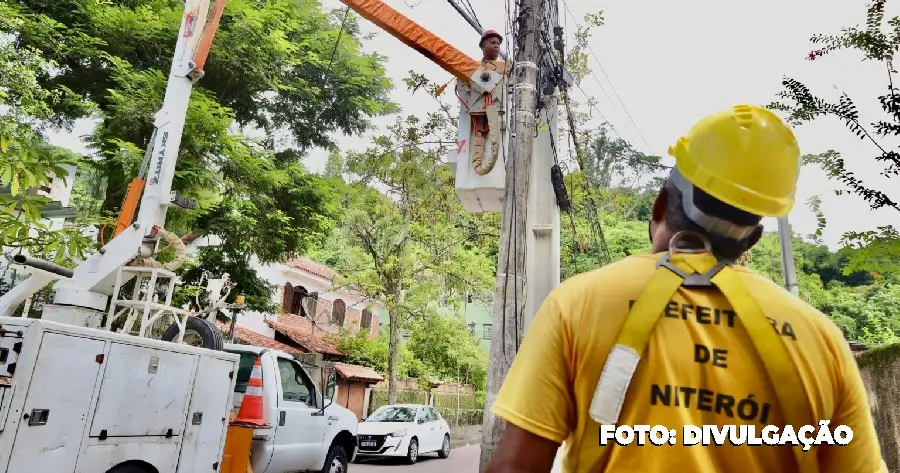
[284,257,339,281]
[214,322,301,354]
[333,362,383,383]
[266,313,344,356]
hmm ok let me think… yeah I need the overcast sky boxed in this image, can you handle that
[47,0,900,251]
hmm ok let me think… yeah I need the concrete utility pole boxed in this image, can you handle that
[478,0,542,470]
[777,216,800,296]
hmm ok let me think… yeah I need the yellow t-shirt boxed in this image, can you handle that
[491,253,885,473]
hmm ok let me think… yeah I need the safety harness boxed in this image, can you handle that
[587,231,818,473]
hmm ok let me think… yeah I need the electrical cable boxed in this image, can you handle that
[560,0,654,155]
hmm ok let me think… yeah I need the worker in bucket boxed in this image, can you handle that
[466,29,507,176]
[483,105,887,473]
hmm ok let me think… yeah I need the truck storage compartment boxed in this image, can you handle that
[175,355,236,473]
[8,333,105,472]
[90,343,197,437]
[0,325,25,432]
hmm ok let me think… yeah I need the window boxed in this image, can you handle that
[427,407,440,421]
[360,309,372,330]
[416,408,428,423]
[277,358,315,407]
[482,323,492,340]
[229,351,258,394]
[332,299,346,327]
[282,283,307,315]
[291,286,308,316]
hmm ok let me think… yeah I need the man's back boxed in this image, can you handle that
[491,253,883,473]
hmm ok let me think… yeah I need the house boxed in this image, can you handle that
[260,257,383,339]
[216,256,388,420]
[221,312,384,420]
[459,296,492,353]
[434,295,491,354]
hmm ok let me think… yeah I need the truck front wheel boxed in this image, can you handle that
[321,445,348,473]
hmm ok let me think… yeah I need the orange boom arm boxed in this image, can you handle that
[341,0,480,82]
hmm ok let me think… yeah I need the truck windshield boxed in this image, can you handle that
[228,351,258,394]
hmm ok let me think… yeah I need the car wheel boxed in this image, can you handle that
[438,434,451,459]
[322,445,348,473]
[406,438,419,464]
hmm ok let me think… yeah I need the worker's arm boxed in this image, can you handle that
[485,295,575,473]
[818,321,888,473]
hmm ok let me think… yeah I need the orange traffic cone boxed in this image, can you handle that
[231,356,270,428]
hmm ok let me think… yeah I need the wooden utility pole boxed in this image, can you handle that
[478,1,542,470]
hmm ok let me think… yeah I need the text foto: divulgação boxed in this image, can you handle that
[599,422,853,451]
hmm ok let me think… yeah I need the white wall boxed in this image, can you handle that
[236,310,276,338]
[185,237,384,329]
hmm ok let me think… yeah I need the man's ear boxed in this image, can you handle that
[651,186,668,223]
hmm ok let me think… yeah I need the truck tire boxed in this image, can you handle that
[321,445,348,473]
[161,317,223,350]
[406,437,419,465]
[105,461,154,473]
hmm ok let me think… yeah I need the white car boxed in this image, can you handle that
[355,404,452,464]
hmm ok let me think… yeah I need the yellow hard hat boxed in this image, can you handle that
[667,104,801,217]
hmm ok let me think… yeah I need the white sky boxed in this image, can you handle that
[46,0,900,251]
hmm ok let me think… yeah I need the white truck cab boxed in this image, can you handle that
[224,344,358,473]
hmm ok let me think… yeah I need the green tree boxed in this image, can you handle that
[309,79,498,403]
[769,0,899,276]
[0,118,95,264]
[2,0,396,301]
[406,314,488,390]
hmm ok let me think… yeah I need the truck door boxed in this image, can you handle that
[8,333,105,472]
[265,357,327,472]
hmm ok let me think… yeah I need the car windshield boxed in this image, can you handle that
[366,406,417,423]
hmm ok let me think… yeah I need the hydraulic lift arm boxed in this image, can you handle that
[0,0,229,316]
[339,0,504,94]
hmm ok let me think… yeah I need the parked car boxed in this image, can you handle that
[355,403,451,464]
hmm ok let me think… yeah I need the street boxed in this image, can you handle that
[353,445,480,472]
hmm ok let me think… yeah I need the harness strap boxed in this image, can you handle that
[587,236,817,473]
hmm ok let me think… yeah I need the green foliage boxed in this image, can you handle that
[0,118,95,264]
[369,388,427,411]
[855,342,900,375]
[308,80,498,400]
[768,0,899,274]
[433,392,482,426]
[366,389,483,425]
[329,329,430,379]
[173,246,277,312]
[406,314,488,390]
[1,0,396,302]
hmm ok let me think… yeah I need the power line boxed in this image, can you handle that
[560,0,655,156]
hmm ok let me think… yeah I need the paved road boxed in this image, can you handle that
[353,445,480,472]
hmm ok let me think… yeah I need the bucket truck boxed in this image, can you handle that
[0,0,507,471]
[0,2,363,472]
